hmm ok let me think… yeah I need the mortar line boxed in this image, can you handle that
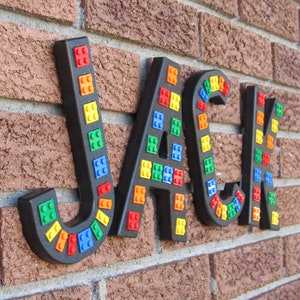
[0,224,300,299]
[0,8,298,96]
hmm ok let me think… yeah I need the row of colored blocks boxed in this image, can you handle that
[209,191,244,220]
[38,198,111,254]
[199,75,229,103]
[252,206,279,225]
[152,110,182,136]
[252,186,276,205]
[139,159,183,186]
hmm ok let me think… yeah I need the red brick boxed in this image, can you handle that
[284,234,300,276]
[0,111,131,191]
[196,0,238,17]
[0,199,154,285]
[273,43,300,88]
[15,285,90,300]
[278,139,300,178]
[211,238,283,299]
[200,13,272,80]
[239,0,299,42]
[0,0,77,24]
[254,279,300,300]
[106,255,211,299]
[84,0,200,57]
[0,20,139,113]
[276,187,300,227]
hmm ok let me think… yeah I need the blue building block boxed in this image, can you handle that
[162,166,173,184]
[152,110,164,130]
[265,172,273,186]
[93,156,108,179]
[171,143,183,162]
[77,228,93,253]
[206,178,217,197]
[199,88,208,102]
[233,197,241,212]
[253,167,262,182]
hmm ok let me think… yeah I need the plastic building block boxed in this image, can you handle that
[90,220,103,241]
[17,37,115,264]
[93,156,108,179]
[78,228,93,253]
[158,87,170,107]
[98,198,113,209]
[175,218,186,235]
[174,193,185,211]
[45,220,62,242]
[162,166,173,184]
[73,45,89,68]
[199,88,209,102]
[146,135,158,154]
[206,178,217,197]
[239,86,282,230]
[169,92,180,112]
[88,128,103,152]
[253,187,261,201]
[67,234,77,256]
[78,73,94,96]
[83,101,99,124]
[268,192,276,206]
[198,113,208,130]
[133,185,146,205]
[200,135,211,153]
[256,110,264,126]
[182,69,245,226]
[38,199,56,226]
[170,118,181,137]
[172,168,183,186]
[152,111,164,130]
[203,79,211,95]
[271,211,279,225]
[197,99,207,111]
[166,65,178,85]
[97,181,112,196]
[55,229,68,253]
[126,211,140,231]
[253,167,262,182]
[110,58,187,242]
[95,209,110,227]
[203,156,214,174]
[151,163,163,182]
[171,143,182,162]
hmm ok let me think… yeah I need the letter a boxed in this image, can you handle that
[111,57,187,241]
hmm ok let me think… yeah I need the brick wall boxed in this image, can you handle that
[0,0,299,299]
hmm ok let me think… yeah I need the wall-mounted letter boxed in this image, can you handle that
[110,57,187,241]
[239,86,283,229]
[182,70,245,226]
[18,37,115,264]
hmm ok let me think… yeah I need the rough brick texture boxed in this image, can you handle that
[84,0,200,57]
[0,0,77,24]
[284,234,300,276]
[254,279,300,300]
[278,139,300,178]
[0,200,154,285]
[277,187,300,227]
[210,238,283,299]
[0,20,140,113]
[195,0,238,16]
[273,43,300,89]
[16,285,90,300]
[105,256,211,299]
[239,0,299,41]
[200,13,272,80]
